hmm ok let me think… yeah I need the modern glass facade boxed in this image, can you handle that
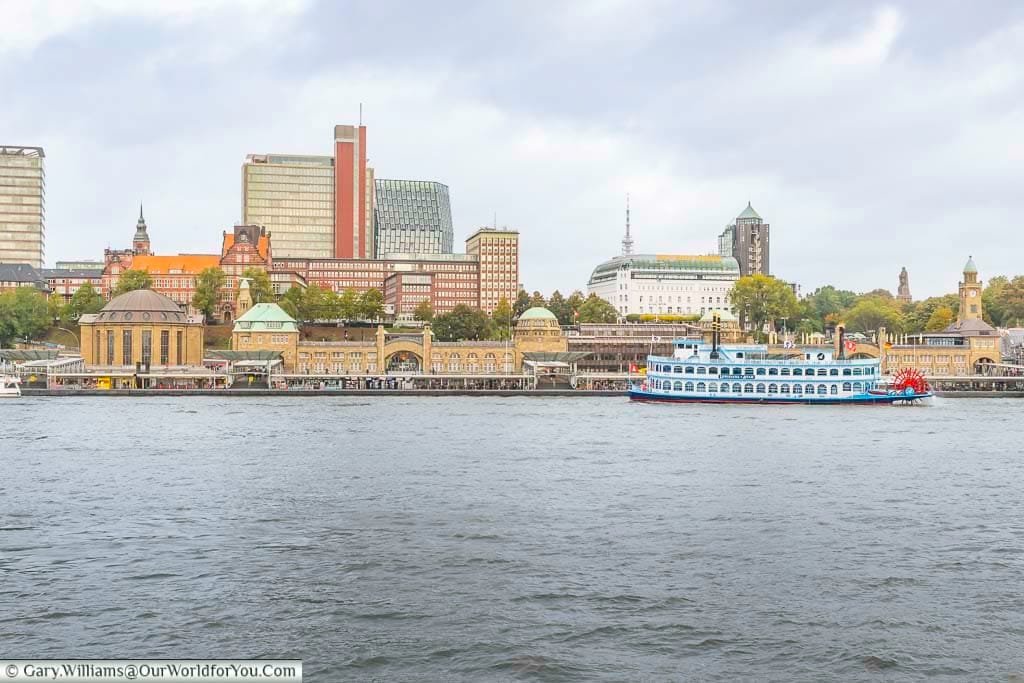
[0,146,45,268]
[373,180,453,258]
[242,154,335,259]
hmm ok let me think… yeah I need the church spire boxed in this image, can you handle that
[133,202,151,255]
[621,193,634,256]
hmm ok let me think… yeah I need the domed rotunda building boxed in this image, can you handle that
[514,307,567,353]
[79,289,204,367]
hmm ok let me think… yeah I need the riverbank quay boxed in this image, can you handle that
[20,388,624,397]
[17,388,1024,398]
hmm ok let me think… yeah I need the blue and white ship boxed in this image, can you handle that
[629,335,931,406]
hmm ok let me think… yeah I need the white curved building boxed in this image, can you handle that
[587,254,740,317]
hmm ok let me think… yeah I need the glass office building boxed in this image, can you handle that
[242,154,335,259]
[373,180,453,258]
[0,146,45,268]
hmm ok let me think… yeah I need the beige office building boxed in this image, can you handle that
[465,227,519,314]
[0,146,45,268]
[242,154,335,259]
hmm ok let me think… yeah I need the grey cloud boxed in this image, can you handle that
[1,0,1021,297]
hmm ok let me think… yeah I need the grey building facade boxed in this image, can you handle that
[718,202,770,276]
[373,179,453,258]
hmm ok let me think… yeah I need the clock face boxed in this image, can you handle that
[970,290,978,297]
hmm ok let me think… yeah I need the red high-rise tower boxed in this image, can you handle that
[333,124,370,258]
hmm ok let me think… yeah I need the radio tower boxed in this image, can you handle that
[621,193,634,256]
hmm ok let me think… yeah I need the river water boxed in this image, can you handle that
[2,396,1023,681]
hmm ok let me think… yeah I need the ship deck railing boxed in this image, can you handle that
[648,354,876,365]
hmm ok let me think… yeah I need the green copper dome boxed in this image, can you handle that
[736,202,761,220]
[519,307,557,321]
[963,256,978,274]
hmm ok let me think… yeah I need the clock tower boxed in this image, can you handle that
[958,256,982,323]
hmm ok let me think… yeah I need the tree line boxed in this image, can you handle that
[728,273,1024,337]
[507,289,619,324]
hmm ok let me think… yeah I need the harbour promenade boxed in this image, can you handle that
[18,383,1024,398]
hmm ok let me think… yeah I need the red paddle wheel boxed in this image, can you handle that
[892,368,930,395]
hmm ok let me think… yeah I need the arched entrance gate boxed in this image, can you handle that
[387,350,422,373]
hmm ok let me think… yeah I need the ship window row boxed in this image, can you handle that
[655,381,865,394]
[653,364,873,376]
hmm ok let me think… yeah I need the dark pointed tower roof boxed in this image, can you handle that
[737,201,761,220]
[134,204,148,237]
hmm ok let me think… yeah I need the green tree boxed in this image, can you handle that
[546,290,569,324]
[860,288,896,302]
[0,287,50,344]
[67,281,104,321]
[47,292,64,323]
[802,285,857,328]
[241,267,274,303]
[320,289,341,320]
[513,289,531,316]
[844,298,905,334]
[413,299,434,322]
[577,293,619,323]
[0,294,15,347]
[113,269,152,296]
[924,305,955,332]
[565,290,585,324]
[903,294,958,334]
[794,318,823,336]
[728,274,799,334]
[192,267,225,322]
[337,288,359,319]
[983,275,1009,327]
[432,304,494,341]
[279,285,327,324]
[278,286,302,320]
[358,288,385,320]
[303,285,329,321]
[1001,276,1024,325]
[490,297,513,340]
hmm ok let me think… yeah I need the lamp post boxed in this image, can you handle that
[52,320,80,349]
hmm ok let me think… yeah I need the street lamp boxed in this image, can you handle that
[52,318,80,349]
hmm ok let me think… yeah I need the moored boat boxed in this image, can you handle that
[0,363,21,398]
[628,333,931,406]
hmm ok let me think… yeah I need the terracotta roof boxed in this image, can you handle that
[129,254,219,274]
[222,233,269,259]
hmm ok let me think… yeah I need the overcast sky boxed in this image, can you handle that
[2,0,1021,298]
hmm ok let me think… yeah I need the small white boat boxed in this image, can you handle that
[0,362,21,398]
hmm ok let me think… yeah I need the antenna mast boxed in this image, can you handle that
[621,193,634,256]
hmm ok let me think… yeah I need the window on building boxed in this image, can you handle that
[160,331,169,365]
[122,330,133,365]
[141,331,152,366]
[176,331,183,365]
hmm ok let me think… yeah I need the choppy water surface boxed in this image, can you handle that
[2,396,1024,680]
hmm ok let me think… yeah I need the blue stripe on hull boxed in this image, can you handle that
[628,390,931,405]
